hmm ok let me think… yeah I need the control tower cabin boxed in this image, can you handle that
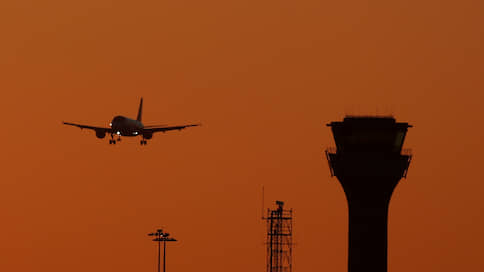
[325,116,412,272]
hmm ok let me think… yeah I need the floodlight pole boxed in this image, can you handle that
[163,237,167,272]
[158,233,162,272]
[148,229,177,272]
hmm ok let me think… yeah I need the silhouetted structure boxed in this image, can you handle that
[325,116,412,272]
[148,229,177,272]
[263,201,293,272]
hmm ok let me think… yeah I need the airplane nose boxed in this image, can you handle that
[111,124,119,134]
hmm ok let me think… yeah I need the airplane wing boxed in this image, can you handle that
[63,122,112,133]
[143,123,201,134]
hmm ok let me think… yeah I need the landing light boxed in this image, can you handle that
[116,131,121,135]
[109,123,112,127]
[133,132,138,135]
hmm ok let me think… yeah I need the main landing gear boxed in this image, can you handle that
[140,139,147,145]
[109,134,120,144]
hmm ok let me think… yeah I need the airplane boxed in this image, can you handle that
[63,98,200,145]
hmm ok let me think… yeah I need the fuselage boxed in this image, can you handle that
[110,115,144,137]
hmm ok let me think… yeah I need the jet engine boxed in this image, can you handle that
[143,132,153,139]
[95,130,106,139]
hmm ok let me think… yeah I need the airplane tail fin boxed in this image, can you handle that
[137,97,143,122]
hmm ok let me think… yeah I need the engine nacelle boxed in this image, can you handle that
[143,132,153,139]
[95,130,106,139]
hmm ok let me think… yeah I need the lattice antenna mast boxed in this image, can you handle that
[263,201,293,272]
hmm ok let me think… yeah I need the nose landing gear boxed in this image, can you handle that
[109,134,116,144]
[140,140,147,145]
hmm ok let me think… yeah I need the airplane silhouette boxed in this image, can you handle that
[63,98,200,145]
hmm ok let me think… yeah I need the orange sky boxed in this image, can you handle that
[1,1,484,271]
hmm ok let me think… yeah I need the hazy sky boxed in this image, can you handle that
[1,1,483,272]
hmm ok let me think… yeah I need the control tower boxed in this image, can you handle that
[325,116,412,272]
